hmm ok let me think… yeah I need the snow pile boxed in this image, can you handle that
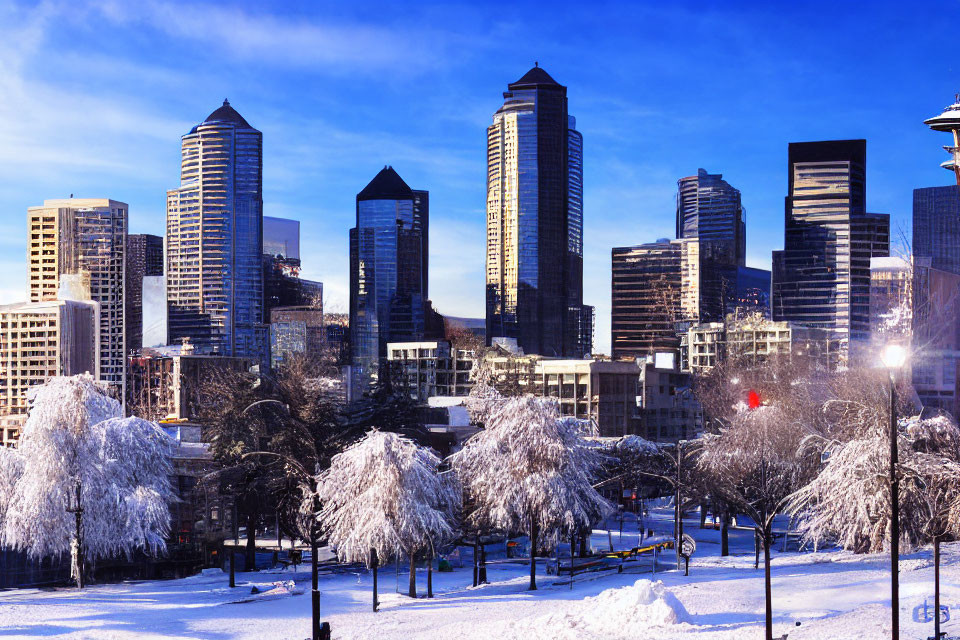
[508,579,688,639]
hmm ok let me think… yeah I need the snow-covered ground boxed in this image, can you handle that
[2,506,958,639]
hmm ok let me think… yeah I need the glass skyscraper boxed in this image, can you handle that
[611,240,684,359]
[486,65,593,358]
[676,168,745,268]
[166,100,265,362]
[771,140,889,360]
[674,169,766,321]
[914,185,960,275]
[349,166,430,398]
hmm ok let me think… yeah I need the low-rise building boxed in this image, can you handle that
[127,346,253,422]
[636,352,702,443]
[386,340,476,401]
[680,314,839,374]
[0,299,100,446]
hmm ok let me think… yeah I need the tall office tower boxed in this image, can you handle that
[611,240,684,359]
[28,199,127,393]
[166,99,265,362]
[676,168,745,267]
[349,166,432,398]
[486,65,593,358]
[126,234,163,355]
[771,140,889,360]
[925,94,960,186]
[0,299,99,446]
[675,169,766,321]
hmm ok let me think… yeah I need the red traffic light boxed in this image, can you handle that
[747,389,761,410]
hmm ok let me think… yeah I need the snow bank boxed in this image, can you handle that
[507,579,688,639]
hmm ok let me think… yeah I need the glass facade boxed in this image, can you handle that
[771,140,889,360]
[676,168,745,267]
[611,240,684,359]
[349,167,430,398]
[126,234,163,355]
[166,100,265,364]
[28,199,127,394]
[263,216,300,260]
[913,185,960,276]
[486,66,591,357]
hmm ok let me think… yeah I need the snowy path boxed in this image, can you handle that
[2,507,960,639]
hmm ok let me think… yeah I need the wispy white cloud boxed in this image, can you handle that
[86,0,477,74]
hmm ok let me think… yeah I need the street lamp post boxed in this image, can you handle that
[881,344,907,640]
[239,399,330,640]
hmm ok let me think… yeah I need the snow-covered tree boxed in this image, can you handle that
[314,430,459,605]
[465,356,501,426]
[450,395,612,591]
[699,403,816,640]
[789,414,960,554]
[0,375,175,587]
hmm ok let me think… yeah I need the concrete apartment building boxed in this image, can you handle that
[127,347,252,422]
[636,352,702,443]
[386,341,476,401]
[0,299,99,446]
[27,198,127,395]
[680,314,839,374]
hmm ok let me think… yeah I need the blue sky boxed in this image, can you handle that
[1,0,958,354]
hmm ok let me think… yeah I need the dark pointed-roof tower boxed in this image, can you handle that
[508,64,561,90]
[357,165,414,202]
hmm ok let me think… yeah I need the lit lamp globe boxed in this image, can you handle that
[881,344,907,370]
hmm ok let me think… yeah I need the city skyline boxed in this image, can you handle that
[1,1,958,354]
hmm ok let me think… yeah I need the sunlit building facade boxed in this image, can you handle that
[611,240,684,359]
[771,140,889,361]
[166,100,265,363]
[676,168,745,268]
[0,299,99,446]
[28,198,126,393]
[486,65,593,358]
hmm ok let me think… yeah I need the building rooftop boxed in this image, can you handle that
[871,256,911,271]
[508,65,561,89]
[190,99,256,133]
[357,166,413,201]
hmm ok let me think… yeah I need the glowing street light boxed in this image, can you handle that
[881,344,907,370]
[881,343,907,640]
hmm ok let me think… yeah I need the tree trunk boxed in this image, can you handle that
[578,528,588,557]
[472,538,479,587]
[720,513,730,557]
[478,543,487,584]
[700,502,707,529]
[427,549,433,598]
[245,510,257,572]
[408,554,417,598]
[754,530,760,570]
[935,536,942,640]
[529,519,538,591]
[311,534,320,640]
[371,548,379,612]
[763,529,773,640]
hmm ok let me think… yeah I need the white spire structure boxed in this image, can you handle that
[924,94,960,186]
